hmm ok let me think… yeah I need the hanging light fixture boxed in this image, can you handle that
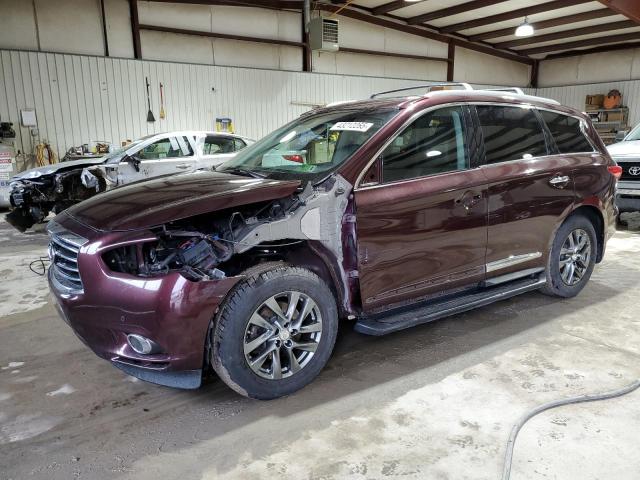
[515,17,534,37]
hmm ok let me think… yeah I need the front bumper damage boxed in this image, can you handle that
[48,212,242,389]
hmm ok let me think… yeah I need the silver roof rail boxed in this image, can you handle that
[483,87,525,94]
[370,83,473,99]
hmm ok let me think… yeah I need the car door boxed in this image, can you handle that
[354,105,488,312]
[117,135,196,184]
[197,135,242,170]
[475,104,576,279]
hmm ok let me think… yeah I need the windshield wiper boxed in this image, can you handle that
[223,167,267,179]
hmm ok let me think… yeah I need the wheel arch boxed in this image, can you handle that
[568,204,605,263]
[226,239,352,319]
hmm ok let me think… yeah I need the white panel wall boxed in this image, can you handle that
[454,47,531,87]
[539,48,640,87]
[313,16,449,81]
[0,1,532,85]
[0,49,425,160]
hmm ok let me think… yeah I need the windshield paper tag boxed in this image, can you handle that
[330,122,374,132]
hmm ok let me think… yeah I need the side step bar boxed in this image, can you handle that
[354,274,546,336]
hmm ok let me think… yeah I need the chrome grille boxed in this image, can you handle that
[47,221,87,294]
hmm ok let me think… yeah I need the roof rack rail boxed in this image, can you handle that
[370,83,473,99]
[483,87,525,94]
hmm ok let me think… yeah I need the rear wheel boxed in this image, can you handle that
[210,264,338,399]
[540,214,597,298]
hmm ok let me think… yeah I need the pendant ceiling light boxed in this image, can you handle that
[515,17,534,37]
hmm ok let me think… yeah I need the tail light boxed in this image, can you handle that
[283,154,304,164]
[608,165,622,180]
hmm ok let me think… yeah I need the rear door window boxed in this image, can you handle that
[539,110,594,153]
[234,138,247,151]
[203,136,236,155]
[381,106,469,183]
[137,136,193,160]
[476,105,548,163]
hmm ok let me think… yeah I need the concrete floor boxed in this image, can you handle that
[1,212,639,480]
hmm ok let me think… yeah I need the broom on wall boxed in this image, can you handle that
[146,77,155,122]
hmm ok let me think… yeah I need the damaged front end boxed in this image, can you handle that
[6,167,107,232]
[99,174,358,315]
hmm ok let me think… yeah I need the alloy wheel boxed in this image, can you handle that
[559,228,591,286]
[243,291,323,380]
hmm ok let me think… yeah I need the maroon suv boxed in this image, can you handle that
[48,85,619,399]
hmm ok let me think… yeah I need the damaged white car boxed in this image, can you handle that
[6,131,253,231]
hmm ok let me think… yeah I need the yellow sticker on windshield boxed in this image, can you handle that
[330,122,374,132]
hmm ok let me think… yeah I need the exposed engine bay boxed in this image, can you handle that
[103,175,353,286]
[7,166,109,232]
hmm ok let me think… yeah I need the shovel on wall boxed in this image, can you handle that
[159,82,166,120]
[145,77,155,123]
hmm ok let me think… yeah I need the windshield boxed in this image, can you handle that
[217,108,397,179]
[104,136,151,164]
[625,124,640,141]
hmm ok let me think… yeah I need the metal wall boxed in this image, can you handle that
[3,48,640,162]
[0,49,423,159]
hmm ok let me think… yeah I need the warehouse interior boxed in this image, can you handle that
[1,0,640,479]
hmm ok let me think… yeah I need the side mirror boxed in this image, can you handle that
[615,131,627,142]
[124,155,141,172]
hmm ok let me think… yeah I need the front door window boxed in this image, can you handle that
[382,106,468,183]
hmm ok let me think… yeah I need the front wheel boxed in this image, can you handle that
[540,214,597,298]
[210,264,338,399]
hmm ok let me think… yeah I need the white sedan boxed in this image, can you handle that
[6,131,253,231]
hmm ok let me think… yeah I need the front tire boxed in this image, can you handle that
[210,264,338,400]
[540,214,597,298]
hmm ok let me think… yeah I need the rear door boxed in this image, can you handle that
[475,104,576,279]
[355,105,488,312]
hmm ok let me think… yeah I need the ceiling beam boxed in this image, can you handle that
[372,0,428,16]
[316,3,534,64]
[147,0,303,8]
[407,0,508,25]
[339,47,449,63]
[467,8,617,41]
[139,24,306,47]
[520,31,640,55]
[544,40,640,58]
[440,0,592,33]
[597,0,640,24]
[494,19,636,48]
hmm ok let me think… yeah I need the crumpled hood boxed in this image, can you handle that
[65,170,301,231]
[607,140,640,158]
[13,157,107,180]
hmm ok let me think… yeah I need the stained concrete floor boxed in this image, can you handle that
[1,212,639,480]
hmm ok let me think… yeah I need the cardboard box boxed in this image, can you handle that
[604,111,625,122]
[585,94,604,107]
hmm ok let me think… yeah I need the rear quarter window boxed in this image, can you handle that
[540,110,594,154]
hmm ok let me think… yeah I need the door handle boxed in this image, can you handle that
[549,175,570,187]
[175,163,191,170]
[455,191,482,211]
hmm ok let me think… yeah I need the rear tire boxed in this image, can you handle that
[540,214,597,298]
[210,264,338,400]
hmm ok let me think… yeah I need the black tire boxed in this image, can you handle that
[540,214,597,298]
[210,263,338,400]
